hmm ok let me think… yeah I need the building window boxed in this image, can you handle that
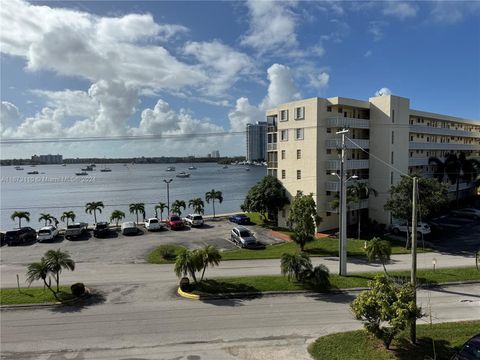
[297,149,302,159]
[391,131,394,144]
[326,191,331,196]
[297,170,301,180]
[327,106,332,112]
[280,129,289,141]
[295,128,304,140]
[280,110,288,122]
[281,150,286,160]
[326,149,332,154]
[338,107,342,114]
[281,170,286,179]
[294,107,305,120]
[281,209,286,218]
[392,109,395,123]
[296,190,303,196]
[410,135,413,141]
[326,212,331,217]
[391,152,394,164]
[391,172,393,185]
[410,152,413,157]
[327,128,331,133]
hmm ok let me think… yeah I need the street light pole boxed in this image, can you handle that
[338,129,349,276]
[163,179,173,216]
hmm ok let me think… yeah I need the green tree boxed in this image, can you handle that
[384,175,448,248]
[60,211,76,227]
[110,210,125,227]
[38,213,54,226]
[26,259,59,300]
[174,248,202,284]
[10,211,30,228]
[154,202,167,220]
[171,200,187,216]
[365,237,391,274]
[205,189,223,218]
[287,193,322,251]
[85,201,104,224]
[189,198,205,215]
[129,203,145,223]
[350,182,378,240]
[44,249,75,292]
[351,275,423,349]
[303,264,330,290]
[280,253,313,282]
[198,245,222,281]
[241,175,289,223]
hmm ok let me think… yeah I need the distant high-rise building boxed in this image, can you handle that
[246,122,267,162]
[211,150,220,158]
[31,154,63,164]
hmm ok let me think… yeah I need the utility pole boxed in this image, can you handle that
[337,129,349,276]
[163,179,173,216]
[410,176,418,344]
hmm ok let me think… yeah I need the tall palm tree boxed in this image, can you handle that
[60,211,76,227]
[129,203,145,223]
[198,245,222,281]
[26,259,58,300]
[10,211,30,228]
[44,249,75,292]
[442,153,480,208]
[280,253,313,282]
[174,248,202,284]
[205,189,223,218]
[85,201,104,224]
[188,198,205,215]
[428,156,446,182]
[110,210,125,227]
[171,200,186,216]
[365,237,391,274]
[349,182,378,240]
[38,213,54,226]
[154,202,167,220]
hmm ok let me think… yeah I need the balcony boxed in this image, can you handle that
[325,179,369,192]
[410,125,480,138]
[328,199,369,213]
[325,138,370,149]
[267,143,277,151]
[267,161,278,168]
[325,159,369,171]
[326,117,370,129]
[267,126,277,133]
[409,142,480,151]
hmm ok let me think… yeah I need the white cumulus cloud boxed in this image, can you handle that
[228,97,264,132]
[260,64,300,109]
[0,101,21,132]
[383,2,418,20]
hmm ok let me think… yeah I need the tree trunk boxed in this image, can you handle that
[94,211,97,225]
[357,209,361,240]
[405,219,410,249]
[201,265,207,281]
[212,201,216,218]
[455,173,460,209]
[56,272,60,292]
[136,211,139,223]
[43,278,59,301]
[18,219,22,228]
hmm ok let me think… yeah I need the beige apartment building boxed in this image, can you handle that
[266,95,480,231]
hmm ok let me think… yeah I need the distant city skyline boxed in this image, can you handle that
[1,0,479,159]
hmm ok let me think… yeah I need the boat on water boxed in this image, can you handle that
[81,165,94,171]
[75,172,88,176]
[90,164,96,167]
[245,168,251,171]
[100,168,112,172]
[176,172,190,178]
[188,166,197,170]
[166,167,176,171]
[27,171,39,174]
[222,165,228,169]
[61,164,66,167]
[15,166,24,170]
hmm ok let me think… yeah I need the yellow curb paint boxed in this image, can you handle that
[177,287,200,300]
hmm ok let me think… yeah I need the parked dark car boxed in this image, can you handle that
[93,222,110,238]
[0,232,5,247]
[229,214,250,225]
[452,334,480,360]
[5,227,37,246]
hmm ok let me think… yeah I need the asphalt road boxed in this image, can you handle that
[2,284,479,360]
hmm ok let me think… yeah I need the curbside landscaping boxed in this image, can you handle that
[177,287,200,300]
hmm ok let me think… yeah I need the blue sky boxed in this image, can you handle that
[1,0,479,158]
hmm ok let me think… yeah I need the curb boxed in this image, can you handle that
[1,288,91,310]
[177,287,200,300]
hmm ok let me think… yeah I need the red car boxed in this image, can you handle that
[166,215,184,230]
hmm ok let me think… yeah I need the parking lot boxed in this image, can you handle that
[0,219,283,266]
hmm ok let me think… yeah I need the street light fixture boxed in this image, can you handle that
[163,179,173,215]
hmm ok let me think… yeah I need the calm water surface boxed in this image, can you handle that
[0,163,265,229]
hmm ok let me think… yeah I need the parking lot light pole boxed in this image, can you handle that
[163,179,173,215]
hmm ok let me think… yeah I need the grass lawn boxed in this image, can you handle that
[0,286,72,305]
[308,320,480,360]
[190,267,480,295]
[147,244,186,264]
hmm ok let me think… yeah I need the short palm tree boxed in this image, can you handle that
[280,253,313,282]
[110,210,125,227]
[85,201,104,224]
[10,211,30,228]
[198,245,222,281]
[189,198,205,215]
[155,202,167,220]
[349,182,378,240]
[38,213,54,226]
[44,249,75,292]
[26,259,58,300]
[129,203,145,223]
[365,237,392,274]
[171,200,186,216]
[205,189,223,218]
[174,248,202,284]
[60,211,76,227]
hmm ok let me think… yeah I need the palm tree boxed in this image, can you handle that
[280,253,312,282]
[110,210,125,227]
[44,249,75,292]
[428,156,446,182]
[171,200,186,216]
[155,202,167,220]
[189,198,205,215]
[85,201,104,224]
[205,189,223,218]
[129,203,145,223]
[349,182,378,240]
[365,237,392,274]
[60,211,76,227]
[38,213,54,226]
[26,259,58,300]
[174,248,202,284]
[198,245,222,281]
[10,211,30,228]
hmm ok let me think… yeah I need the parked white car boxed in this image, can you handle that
[184,214,204,227]
[391,221,431,236]
[451,208,480,220]
[144,218,163,231]
[121,222,139,235]
[37,225,59,242]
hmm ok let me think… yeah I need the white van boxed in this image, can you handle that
[37,225,59,242]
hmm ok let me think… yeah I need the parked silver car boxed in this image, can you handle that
[184,214,204,227]
[121,221,139,235]
[230,226,261,248]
